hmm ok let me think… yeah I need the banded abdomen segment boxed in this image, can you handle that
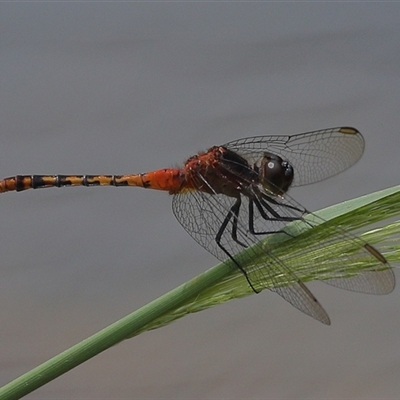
[0,169,185,194]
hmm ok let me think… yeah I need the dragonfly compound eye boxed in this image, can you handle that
[260,153,294,195]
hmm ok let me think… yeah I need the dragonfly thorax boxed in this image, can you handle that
[259,152,294,196]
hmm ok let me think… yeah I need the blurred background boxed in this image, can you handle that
[1,3,399,398]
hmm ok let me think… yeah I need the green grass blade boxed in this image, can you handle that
[0,185,399,399]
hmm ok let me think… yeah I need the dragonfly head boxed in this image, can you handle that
[260,152,294,196]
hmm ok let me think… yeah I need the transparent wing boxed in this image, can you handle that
[224,127,364,187]
[325,270,395,294]
[172,188,331,325]
[172,183,394,324]
[272,192,395,295]
[171,128,394,324]
[224,126,394,294]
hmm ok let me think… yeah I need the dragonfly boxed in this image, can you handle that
[0,127,395,324]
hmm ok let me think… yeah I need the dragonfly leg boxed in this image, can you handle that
[247,197,300,237]
[258,197,302,222]
[260,193,305,213]
[230,197,248,248]
[215,197,258,293]
[249,199,282,236]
